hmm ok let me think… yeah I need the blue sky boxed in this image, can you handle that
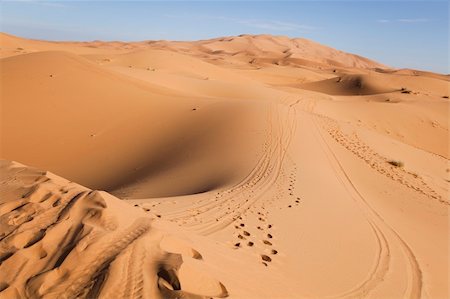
[1,1,448,73]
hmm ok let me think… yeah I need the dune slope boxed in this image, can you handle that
[0,50,266,198]
[0,160,228,299]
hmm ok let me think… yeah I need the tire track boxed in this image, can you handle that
[309,112,423,299]
[315,114,447,205]
[154,99,299,237]
[28,217,152,298]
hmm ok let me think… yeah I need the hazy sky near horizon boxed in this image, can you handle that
[1,1,448,73]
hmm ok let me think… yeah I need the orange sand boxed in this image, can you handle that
[1,32,448,298]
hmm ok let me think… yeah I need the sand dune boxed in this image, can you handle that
[0,160,228,298]
[0,32,387,70]
[1,33,448,299]
[0,50,266,198]
[167,34,388,69]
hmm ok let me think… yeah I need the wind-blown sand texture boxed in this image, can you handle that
[1,32,449,299]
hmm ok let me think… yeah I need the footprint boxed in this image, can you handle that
[261,255,272,262]
[262,240,272,246]
[247,242,254,247]
[243,231,250,236]
[271,249,278,255]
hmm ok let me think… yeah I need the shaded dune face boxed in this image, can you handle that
[0,51,266,198]
[300,74,398,96]
[106,101,266,198]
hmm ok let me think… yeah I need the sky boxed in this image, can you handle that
[0,1,448,73]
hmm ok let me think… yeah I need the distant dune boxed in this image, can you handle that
[1,32,448,299]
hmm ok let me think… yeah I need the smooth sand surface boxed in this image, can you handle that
[1,32,448,298]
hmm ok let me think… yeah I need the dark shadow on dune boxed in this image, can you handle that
[103,106,248,199]
[300,74,397,96]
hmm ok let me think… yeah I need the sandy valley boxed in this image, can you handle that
[0,32,449,298]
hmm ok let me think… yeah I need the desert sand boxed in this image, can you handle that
[0,32,448,298]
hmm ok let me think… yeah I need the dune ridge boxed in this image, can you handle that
[1,32,386,70]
